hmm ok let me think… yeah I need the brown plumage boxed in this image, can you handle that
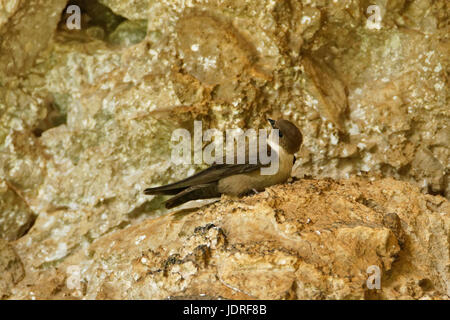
[144,119,302,209]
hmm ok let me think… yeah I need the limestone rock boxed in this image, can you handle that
[5,178,450,300]
[0,0,448,300]
[0,0,68,76]
[0,239,25,299]
[0,179,36,241]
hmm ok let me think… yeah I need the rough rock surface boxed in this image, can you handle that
[4,178,450,300]
[0,239,25,299]
[0,0,449,300]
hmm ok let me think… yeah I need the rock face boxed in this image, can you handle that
[5,178,450,300]
[0,239,25,299]
[0,0,448,300]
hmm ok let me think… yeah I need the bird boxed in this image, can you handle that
[144,119,303,209]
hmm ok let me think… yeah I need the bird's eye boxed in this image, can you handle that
[279,131,283,138]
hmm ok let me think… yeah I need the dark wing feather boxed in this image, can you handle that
[164,183,220,209]
[144,143,275,196]
[144,163,262,195]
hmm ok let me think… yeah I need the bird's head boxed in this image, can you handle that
[268,118,303,154]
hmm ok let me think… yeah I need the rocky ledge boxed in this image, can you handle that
[0,0,448,300]
[2,177,449,300]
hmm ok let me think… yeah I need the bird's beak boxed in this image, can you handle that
[268,119,276,128]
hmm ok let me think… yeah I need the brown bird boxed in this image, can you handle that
[144,119,303,208]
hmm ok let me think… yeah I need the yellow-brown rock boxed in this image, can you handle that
[5,178,450,300]
[0,0,448,300]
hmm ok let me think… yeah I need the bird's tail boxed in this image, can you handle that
[164,183,220,209]
[144,185,184,195]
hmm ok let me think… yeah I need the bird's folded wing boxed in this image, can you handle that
[144,163,262,195]
[144,143,275,195]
